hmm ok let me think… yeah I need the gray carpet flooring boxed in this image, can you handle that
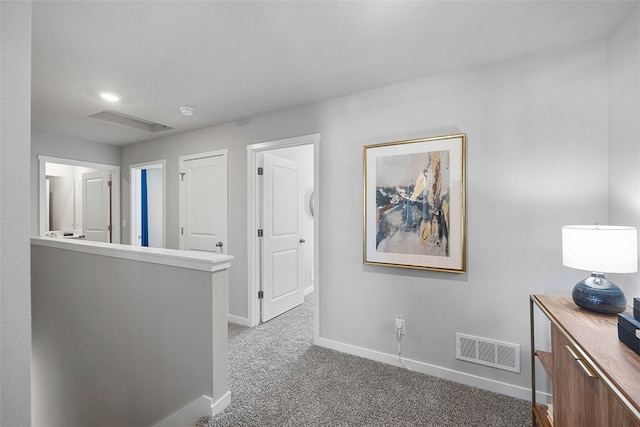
[194,293,531,426]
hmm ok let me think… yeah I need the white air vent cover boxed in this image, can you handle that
[456,333,520,373]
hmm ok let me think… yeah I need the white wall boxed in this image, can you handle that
[0,2,32,425]
[608,5,640,299]
[122,34,615,397]
[31,239,230,426]
[315,40,608,395]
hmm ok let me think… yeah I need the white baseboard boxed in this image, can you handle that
[154,395,213,427]
[228,313,250,326]
[211,391,232,415]
[535,390,552,404]
[304,285,315,296]
[315,337,536,401]
[154,392,231,427]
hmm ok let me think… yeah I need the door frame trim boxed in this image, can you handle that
[246,133,320,328]
[38,155,121,243]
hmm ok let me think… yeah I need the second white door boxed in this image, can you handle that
[179,151,227,254]
[261,152,305,322]
[82,170,112,242]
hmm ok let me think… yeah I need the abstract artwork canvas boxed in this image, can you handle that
[364,134,466,272]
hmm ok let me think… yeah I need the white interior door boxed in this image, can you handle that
[261,153,304,322]
[179,152,227,254]
[82,170,111,242]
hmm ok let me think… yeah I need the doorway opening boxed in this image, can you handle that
[130,160,166,248]
[247,134,319,331]
[38,155,121,243]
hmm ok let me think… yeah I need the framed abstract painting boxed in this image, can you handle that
[363,134,466,272]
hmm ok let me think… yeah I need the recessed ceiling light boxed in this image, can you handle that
[100,92,120,102]
[180,106,195,116]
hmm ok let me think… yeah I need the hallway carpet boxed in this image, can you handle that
[194,294,531,426]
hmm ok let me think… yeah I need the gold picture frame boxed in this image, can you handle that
[363,134,466,272]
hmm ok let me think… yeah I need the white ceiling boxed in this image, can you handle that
[31,1,637,147]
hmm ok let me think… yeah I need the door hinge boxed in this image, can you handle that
[107,180,112,187]
[258,229,263,237]
[179,172,186,181]
[107,225,112,231]
[181,227,184,235]
[257,167,263,176]
[258,291,264,299]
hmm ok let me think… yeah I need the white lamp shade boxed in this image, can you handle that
[562,225,638,273]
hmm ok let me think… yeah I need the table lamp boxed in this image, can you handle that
[562,225,638,315]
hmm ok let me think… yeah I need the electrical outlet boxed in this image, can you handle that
[395,317,405,335]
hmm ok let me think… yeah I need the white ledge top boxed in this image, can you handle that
[31,237,234,272]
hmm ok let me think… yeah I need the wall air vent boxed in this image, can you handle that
[89,110,173,133]
[456,333,520,373]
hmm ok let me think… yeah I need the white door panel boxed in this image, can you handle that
[271,249,298,298]
[82,170,111,242]
[262,153,304,322]
[179,153,227,254]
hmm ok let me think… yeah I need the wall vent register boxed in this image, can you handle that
[455,333,520,373]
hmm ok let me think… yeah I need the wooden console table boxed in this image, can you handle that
[530,295,640,427]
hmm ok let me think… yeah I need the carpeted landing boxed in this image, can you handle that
[193,294,531,426]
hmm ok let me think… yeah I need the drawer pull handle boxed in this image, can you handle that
[575,359,598,378]
[565,345,598,378]
[564,344,580,359]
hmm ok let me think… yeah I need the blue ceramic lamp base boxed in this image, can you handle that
[572,273,627,315]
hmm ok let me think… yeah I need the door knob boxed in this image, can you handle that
[299,238,306,243]
[216,241,223,248]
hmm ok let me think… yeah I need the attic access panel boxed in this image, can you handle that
[89,110,173,133]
